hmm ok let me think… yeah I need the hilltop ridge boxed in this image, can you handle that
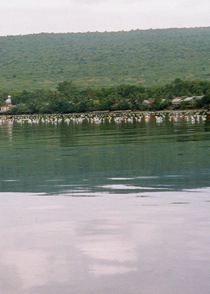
[1,27,210,91]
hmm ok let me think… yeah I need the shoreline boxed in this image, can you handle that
[0,108,209,118]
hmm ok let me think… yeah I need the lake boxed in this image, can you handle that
[0,112,210,294]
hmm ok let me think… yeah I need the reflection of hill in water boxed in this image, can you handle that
[0,113,210,193]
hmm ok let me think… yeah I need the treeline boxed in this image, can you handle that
[1,79,210,114]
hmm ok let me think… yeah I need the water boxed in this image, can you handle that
[0,113,210,293]
[1,114,210,194]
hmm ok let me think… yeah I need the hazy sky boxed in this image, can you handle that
[0,0,210,36]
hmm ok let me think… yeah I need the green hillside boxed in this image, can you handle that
[1,27,210,91]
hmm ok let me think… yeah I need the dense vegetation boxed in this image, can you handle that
[1,27,210,91]
[1,79,210,114]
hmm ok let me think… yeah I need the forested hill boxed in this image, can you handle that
[1,27,210,91]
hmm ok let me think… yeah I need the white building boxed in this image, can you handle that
[172,97,182,104]
[1,95,14,112]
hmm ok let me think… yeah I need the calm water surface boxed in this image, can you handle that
[0,114,210,293]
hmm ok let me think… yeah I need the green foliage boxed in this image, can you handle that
[1,28,210,91]
[200,92,210,107]
[1,78,210,114]
[57,81,79,99]
[0,89,9,106]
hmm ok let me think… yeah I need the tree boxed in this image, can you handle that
[200,91,210,108]
[56,81,78,100]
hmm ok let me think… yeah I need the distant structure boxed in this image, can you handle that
[1,95,14,112]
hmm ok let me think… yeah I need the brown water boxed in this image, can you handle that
[0,114,210,293]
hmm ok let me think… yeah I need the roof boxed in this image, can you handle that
[142,98,155,105]
[194,96,204,99]
[172,98,182,103]
[184,97,195,102]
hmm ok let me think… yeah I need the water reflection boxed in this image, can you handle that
[0,114,210,294]
[0,191,210,294]
[0,114,210,193]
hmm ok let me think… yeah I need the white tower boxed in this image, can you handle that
[6,95,12,105]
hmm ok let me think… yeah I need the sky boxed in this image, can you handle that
[0,0,210,36]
